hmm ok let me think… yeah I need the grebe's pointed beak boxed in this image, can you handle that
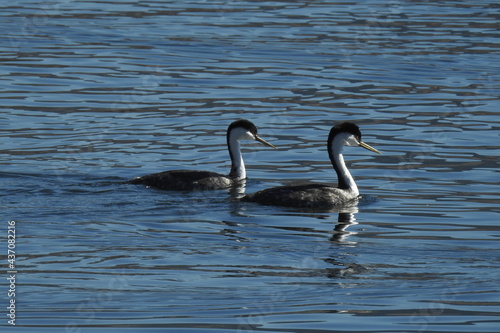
[359,141,381,154]
[255,135,277,149]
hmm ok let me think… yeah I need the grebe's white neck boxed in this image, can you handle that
[229,139,245,179]
[228,127,254,179]
[329,132,359,195]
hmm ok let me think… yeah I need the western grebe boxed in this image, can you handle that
[242,122,381,208]
[127,119,276,190]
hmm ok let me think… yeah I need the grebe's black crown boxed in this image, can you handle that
[228,119,258,135]
[329,122,362,142]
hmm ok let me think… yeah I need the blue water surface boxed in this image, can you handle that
[1,1,499,332]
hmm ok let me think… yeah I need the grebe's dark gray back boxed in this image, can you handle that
[242,122,381,208]
[127,119,276,190]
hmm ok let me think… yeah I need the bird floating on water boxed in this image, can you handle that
[127,119,276,191]
[242,122,381,208]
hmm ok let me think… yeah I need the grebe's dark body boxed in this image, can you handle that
[127,170,235,191]
[127,119,275,191]
[242,183,359,208]
[242,122,380,208]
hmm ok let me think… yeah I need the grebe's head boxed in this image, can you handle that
[227,119,276,149]
[329,122,381,154]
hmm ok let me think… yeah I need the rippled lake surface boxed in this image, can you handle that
[1,0,499,332]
